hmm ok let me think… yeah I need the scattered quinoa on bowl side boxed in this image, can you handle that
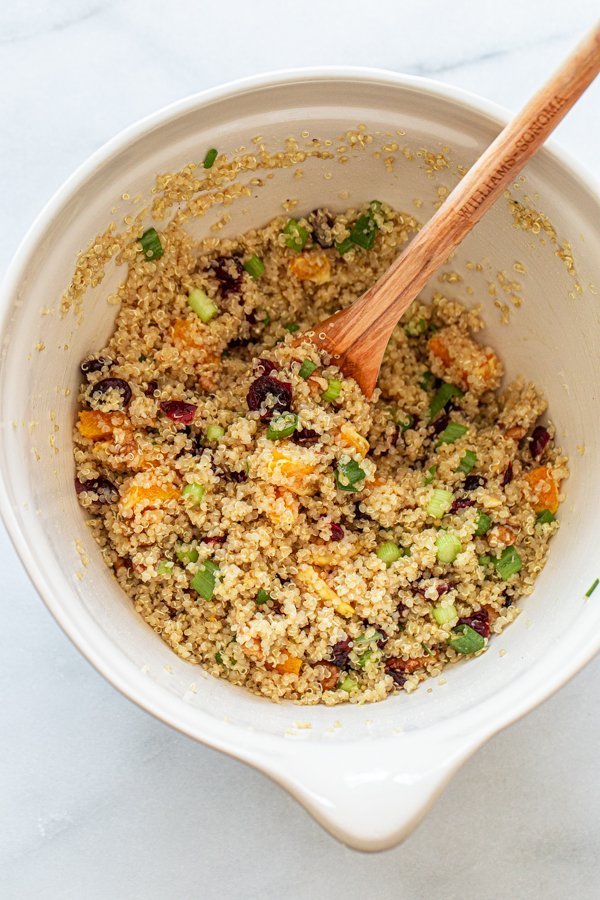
[73,201,567,705]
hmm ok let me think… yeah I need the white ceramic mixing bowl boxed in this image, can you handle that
[1,70,599,852]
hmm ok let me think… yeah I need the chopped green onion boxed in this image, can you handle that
[424,464,437,485]
[429,382,463,421]
[260,311,271,326]
[437,422,468,445]
[335,236,354,256]
[191,560,219,600]
[421,643,434,656]
[350,211,378,250]
[256,589,271,605]
[205,424,225,442]
[433,604,458,625]
[354,629,383,645]
[436,532,462,564]
[495,546,522,580]
[449,624,485,655]
[419,371,436,391]
[282,219,309,251]
[478,554,494,567]
[475,512,491,536]
[357,648,373,668]
[404,317,428,337]
[188,288,218,323]
[299,359,317,379]
[426,488,453,519]
[157,560,174,575]
[203,147,218,168]
[536,509,555,524]
[139,227,164,260]
[339,674,356,692]
[176,546,199,565]
[181,482,205,505]
[586,578,599,598]
[284,322,300,333]
[458,450,478,475]
[322,378,341,403]
[335,458,366,492]
[376,541,403,566]
[266,411,298,440]
[397,413,414,432]
[243,255,265,279]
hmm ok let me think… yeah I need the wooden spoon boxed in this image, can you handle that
[308,23,600,396]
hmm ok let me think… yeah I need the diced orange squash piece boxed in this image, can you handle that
[264,488,299,527]
[524,465,559,514]
[295,564,355,617]
[272,656,303,675]
[428,334,453,367]
[265,445,317,495]
[172,318,203,349]
[428,331,501,389]
[336,423,369,457]
[78,410,126,441]
[171,319,222,363]
[288,251,331,284]
[472,351,502,386]
[268,446,316,478]
[488,524,519,548]
[120,479,179,514]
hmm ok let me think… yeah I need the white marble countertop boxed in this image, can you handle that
[2,1,599,897]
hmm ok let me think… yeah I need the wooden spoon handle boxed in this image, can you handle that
[317,23,600,395]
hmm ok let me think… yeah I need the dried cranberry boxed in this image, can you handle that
[307,208,335,248]
[203,535,226,545]
[292,427,320,445]
[464,474,486,491]
[210,256,244,295]
[246,374,292,420]
[160,400,197,424]
[145,380,158,397]
[227,470,248,483]
[330,639,351,669]
[329,522,344,541]
[353,503,370,521]
[75,476,118,504]
[246,311,258,325]
[80,355,113,375]
[435,581,453,597]
[451,498,476,512]
[501,462,513,487]
[227,336,252,349]
[530,425,550,459]
[90,378,132,408]
[458,608,490,638]
[255,358,278,375]
[385,659,407,688]
[431,412,449,436]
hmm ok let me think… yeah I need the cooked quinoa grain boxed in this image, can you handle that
[73,203,567,704]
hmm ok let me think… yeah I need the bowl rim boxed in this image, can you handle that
[2,65,600,762]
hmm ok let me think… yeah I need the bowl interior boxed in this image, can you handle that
[2,74,599,747]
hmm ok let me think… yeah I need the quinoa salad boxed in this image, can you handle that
[73,201,567,705]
